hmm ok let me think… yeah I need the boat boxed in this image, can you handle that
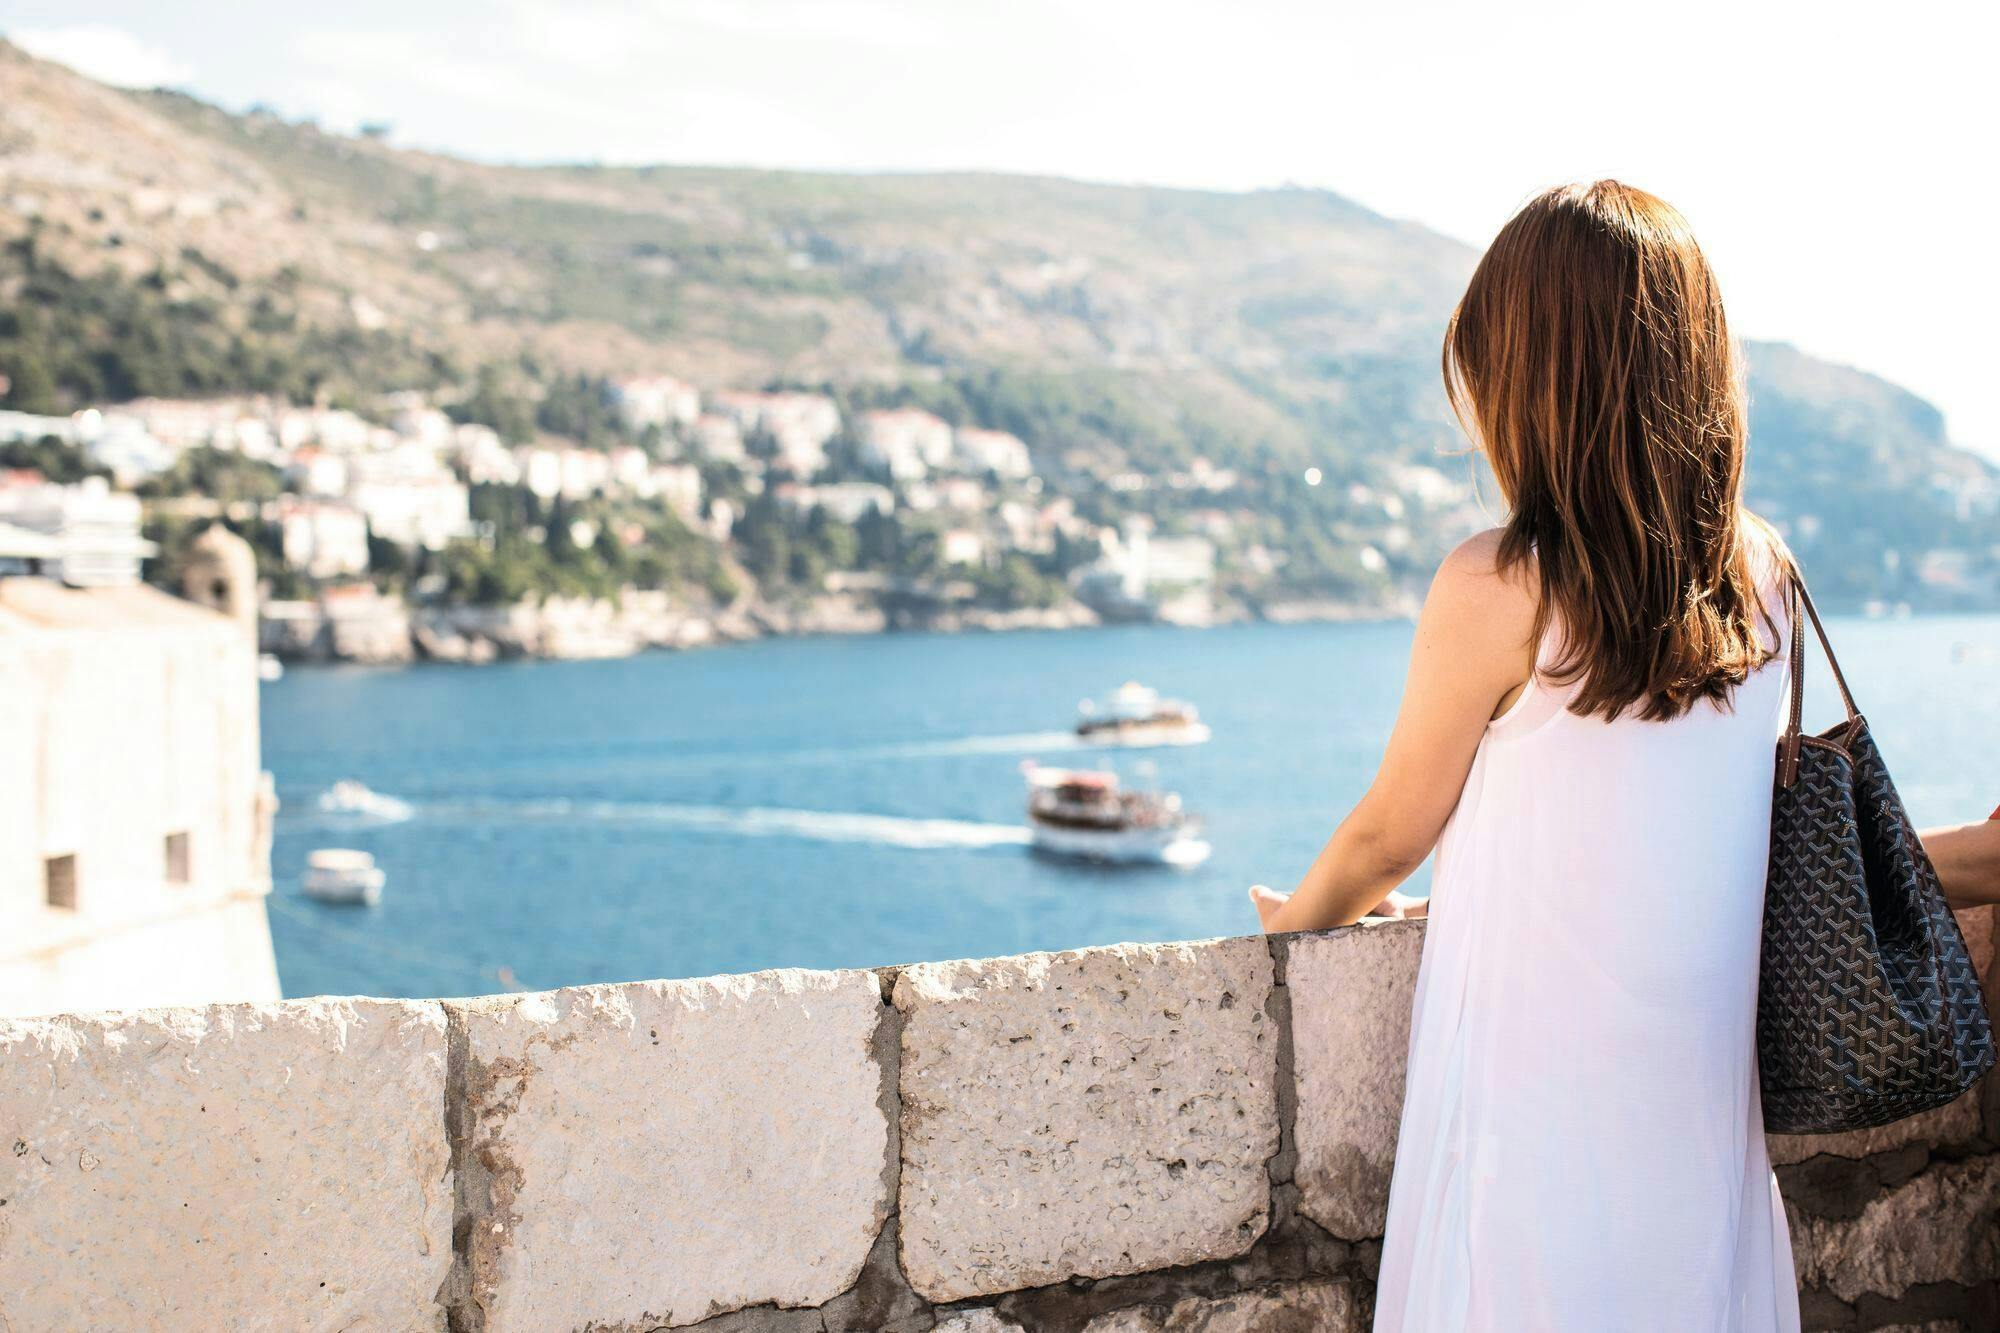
[1074,682,1211,748]
[1024,764,1212,865]
[316,780,415,822]
[302,849,385,906]
[258,654,285,682]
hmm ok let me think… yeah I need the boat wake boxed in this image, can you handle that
[426,798,1033,851]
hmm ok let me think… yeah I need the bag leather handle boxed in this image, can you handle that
[1780,572,1860,789]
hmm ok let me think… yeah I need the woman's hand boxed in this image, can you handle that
[1250,884,1289,932]
[1250,884,1428,933]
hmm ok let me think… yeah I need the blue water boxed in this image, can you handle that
[263,617,2000,1000]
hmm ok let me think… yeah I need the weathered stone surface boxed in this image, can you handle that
[0,998,450,1331]
[1771,908,1995,1166]
[455,968,889,1331]
[1288,921,1425,1239]
[895,937,1278,1301]
[1081,1280,1369,1332]
[1794,1156,2000,1303]
[933,1310,1025,1332]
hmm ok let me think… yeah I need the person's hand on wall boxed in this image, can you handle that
[1250,884,1426,931]
[1923,807,2000,909]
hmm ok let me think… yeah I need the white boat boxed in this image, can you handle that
[1024,765,1211,866]
[258,654,285,682]
[302,849,385,906]
[316,780,415,822]
[1075,682,1211,748]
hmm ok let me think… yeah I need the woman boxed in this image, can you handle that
[1252,181,1800,1331]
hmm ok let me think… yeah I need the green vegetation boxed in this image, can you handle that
[0,436,106,484]
[430,484,736,607]
[0,232,453,413]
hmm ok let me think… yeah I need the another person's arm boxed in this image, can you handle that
[1923,813,2000,910]
[1250,531,1537,933]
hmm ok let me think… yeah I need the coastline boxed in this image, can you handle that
[256,588,1421,667]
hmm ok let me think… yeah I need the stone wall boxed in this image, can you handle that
[3,913,1996,1331]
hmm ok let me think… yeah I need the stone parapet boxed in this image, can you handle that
[3,910,1995,1331]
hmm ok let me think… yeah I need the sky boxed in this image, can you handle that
[6,1,1996,458]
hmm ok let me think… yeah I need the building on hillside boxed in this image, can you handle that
[515,446,613,502]
[777,481,894,525]
[940,527,989,567]
[451,423,518,486]
[858,408,953,480]
[350,475,472,550]
[0,476,156,587]
[285,448,351,499]
[0,528,280,1017]
[691,413,747,463]
[714,392,841,475]
[74,412,177,484]
[0,410,75,445]
[1075,517,1217,621]
[612,375,701,432]
[652,462,705,526]
[274,498,371,579]
[954,427,1033,478]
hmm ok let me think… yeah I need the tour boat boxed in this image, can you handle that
[258,654,285,682]
[1024,764,1211,866]
[316,780,415,822]
[302,849,385,906]
[1074,682,1211,747]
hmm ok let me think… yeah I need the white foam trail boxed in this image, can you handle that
[855,730,1083,760]
[428,798,1033,851]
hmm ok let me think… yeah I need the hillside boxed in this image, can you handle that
[0,39,1993,608]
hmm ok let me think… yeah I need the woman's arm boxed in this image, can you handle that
[1922,818,2000,910]
[1252,530,1538,933]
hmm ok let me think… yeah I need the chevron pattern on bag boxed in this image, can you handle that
[1759,715,1997,1134]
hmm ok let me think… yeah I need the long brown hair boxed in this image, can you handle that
[1444,180,1780,721]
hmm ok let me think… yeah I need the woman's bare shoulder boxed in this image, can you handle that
[1423,528,1540,665]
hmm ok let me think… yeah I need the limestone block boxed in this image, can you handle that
[1288,921,1426,1239]
[455,968,889,1331]
[0,998,450,1331]
[1794,1156,2000,1303]
[1082,1281,1368,1332]
[1769,909,1994,1166]
[895,937,1278,1301]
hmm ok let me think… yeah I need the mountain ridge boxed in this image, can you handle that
[1,39,1993,607]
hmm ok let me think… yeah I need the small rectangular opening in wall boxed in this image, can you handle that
[165,832,191,884]
[45,854,77,910]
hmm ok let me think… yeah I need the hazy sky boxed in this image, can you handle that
[6,2,1995,456]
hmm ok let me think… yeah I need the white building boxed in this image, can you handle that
[691,413,747,463]
[451,424,518,486]
[77,412,178,484]
[350,476,473,550]
[0,409,74,445]
[0,477,157,587]
[955,427,1033,478]
[515,446,614,502]
[941,528,989,567]
[715,392,841,475]
[286,448,350,499]
[652,462,704,526]
[858,408,954,480]
[779,482,894,525]
[275,499,371,579]
[612,375,701,432]
[1101,517,1216,598]
[0,530,280,1016]
[113,398,277,459]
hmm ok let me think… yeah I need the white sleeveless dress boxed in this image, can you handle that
[1373,581,1802,1332]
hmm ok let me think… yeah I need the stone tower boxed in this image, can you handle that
[180,524,259,635]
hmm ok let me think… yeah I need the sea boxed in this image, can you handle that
[264,615,2000,1000]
